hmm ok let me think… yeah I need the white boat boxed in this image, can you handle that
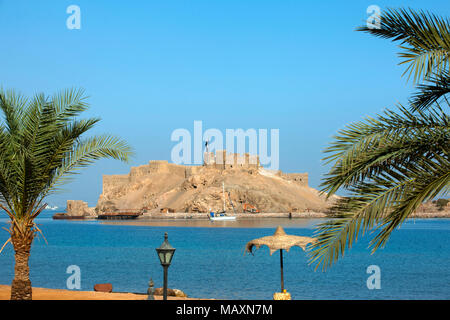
[209,212,236,221]
[208,182,236,221]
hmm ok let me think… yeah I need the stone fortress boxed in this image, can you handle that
[64,150,450,218]
[102,151,308,195]
[67,151,319,216]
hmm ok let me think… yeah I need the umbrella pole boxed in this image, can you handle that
[279,249,284,292]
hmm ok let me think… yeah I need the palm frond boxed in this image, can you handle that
[309,103,450,270]
[370,154,449,251]
[0,87,133,220]
[321,104,449,197]
[410,70,450,111]
[357,8,450,84]
[40,134,133,199]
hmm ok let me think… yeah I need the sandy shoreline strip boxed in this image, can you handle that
[0,285,205,300]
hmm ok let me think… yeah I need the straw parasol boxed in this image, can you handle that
[245,225,316,293]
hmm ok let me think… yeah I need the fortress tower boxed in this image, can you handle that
[203,150,259,169]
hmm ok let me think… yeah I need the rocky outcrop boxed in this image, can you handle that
[95,156,338,214]
[66,200,96,217]
[154,287,187,297]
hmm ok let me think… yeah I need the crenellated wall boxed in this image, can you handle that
[204,150,260,169]
[102,174,129,193]
[103,161,188,193]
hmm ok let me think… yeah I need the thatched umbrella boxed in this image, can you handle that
[245,225,316,292]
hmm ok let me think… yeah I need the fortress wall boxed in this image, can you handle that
[102,174,129,193]
[148,160,169,172]
[248,154,259,168]
[185,166,203,178]
[236,154,245,165]
[147,160,186,176]
[125,161,170,182]
[206,150,260,169]
[215,150,227,169]
[204,152,215,166]
[129,163,159,178]
[127,161,187,182]
[103,161,188,191]
[168,163,188,177]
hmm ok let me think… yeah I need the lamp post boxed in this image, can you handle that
[155,232,176,300]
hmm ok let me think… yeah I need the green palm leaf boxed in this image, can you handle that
[0,87,133,218]
[309,104,449,271]
[357,8,450,85]
[410,71,450,111]
[306,7,450,272]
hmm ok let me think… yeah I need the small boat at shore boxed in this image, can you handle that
[208,182,237,221]
[208,211,236,221]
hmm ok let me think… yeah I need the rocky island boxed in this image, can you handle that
[60,151,449,219]
[62,151,338,219]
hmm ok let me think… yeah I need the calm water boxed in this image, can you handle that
[0,211,449,300]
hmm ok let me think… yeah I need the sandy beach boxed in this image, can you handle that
[0,285,204,300]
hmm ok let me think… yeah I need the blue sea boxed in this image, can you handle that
[0,211,449,300]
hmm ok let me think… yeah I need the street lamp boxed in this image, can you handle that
[155,232,176,300]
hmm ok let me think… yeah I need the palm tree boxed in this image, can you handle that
[0,88,133,299]
[308,8,449,271]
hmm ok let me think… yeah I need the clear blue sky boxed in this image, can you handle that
[1,0,449,207]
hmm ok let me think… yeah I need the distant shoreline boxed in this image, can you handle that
[51,210,450,221]
[138,211,450,219]
[140,212,329,219]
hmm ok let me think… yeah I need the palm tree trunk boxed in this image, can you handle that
[10,220,34,300]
